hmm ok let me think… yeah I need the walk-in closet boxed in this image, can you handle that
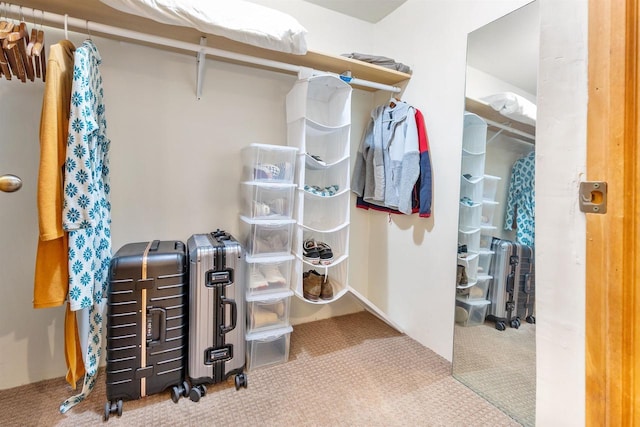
[0,0,591,425]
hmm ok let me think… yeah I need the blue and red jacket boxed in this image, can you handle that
[356,107,432,217]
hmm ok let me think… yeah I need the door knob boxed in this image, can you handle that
[0,174,23,193]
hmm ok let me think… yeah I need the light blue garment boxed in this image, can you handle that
[351,101,420,214]
[60,39,111,413]
[504,151,535,246]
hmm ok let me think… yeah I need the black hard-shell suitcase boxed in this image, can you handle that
[104,240,190,420]
[186,230,248,402]
[487,238,534,330]
[515,245,535,324]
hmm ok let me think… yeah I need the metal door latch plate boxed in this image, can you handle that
[579,181,607,213]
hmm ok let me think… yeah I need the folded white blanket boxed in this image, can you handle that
[99,0,308,54]
[481,92,536,126]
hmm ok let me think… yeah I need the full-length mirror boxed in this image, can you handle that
[452,2,539,426]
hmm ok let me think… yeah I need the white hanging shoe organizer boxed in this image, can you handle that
[286,74,352,304]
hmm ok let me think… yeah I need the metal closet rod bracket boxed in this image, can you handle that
[196,37,206,100]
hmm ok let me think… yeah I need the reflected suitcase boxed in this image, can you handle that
[487,238,534,330]
[516,245,535,324]
[187,230,247,401]
[104,240,190,420]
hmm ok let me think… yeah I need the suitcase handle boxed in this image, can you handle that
[149,240,161,252]
[523,273,534,293]
[220,297,237,335]
[147,307,167,346]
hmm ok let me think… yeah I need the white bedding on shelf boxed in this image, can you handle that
[99,0,308,54]
[481,92,537,126]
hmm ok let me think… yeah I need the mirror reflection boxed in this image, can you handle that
[452,2,539,426]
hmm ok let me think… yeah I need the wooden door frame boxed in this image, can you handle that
[586,0,640,424]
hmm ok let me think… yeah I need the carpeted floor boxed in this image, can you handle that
[0,311,521,426]
[453,321,536,427]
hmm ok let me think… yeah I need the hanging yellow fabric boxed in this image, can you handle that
[34,39,84,387]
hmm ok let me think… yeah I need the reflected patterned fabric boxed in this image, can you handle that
[504,151,535,246]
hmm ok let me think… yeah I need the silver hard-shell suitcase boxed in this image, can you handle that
[487,238,523,330]
[186,230,247,401]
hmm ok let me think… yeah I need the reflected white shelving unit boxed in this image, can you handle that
[285,74,352,303]
[456,112,500,322]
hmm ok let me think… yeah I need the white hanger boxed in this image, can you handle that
[64,13,68,39]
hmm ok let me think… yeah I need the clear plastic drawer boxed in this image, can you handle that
[241,143,298,183]
[239,216,295,258]
[246,290,293,333]
[240,182,296,219]
[246,326,292,371]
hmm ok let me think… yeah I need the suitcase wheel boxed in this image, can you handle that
[495,321,506,331]
[171,387,180,404]
[234,373,248,390]
[171,381,191,403]
[103,399,123,421]
[189,384,207,402]
[510,318,521,329]
[182,380,191,397]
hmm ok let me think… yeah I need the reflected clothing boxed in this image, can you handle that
[504,151,535,246]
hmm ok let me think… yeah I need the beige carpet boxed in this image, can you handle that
[0,312,520,426]
[453,321,536,427]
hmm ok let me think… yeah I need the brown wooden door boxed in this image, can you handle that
[586,0,640,424]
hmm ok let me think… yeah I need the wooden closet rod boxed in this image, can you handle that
[5,4,402,94]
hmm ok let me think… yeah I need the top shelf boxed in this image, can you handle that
[17,0,412,92]
[465,98,536,144]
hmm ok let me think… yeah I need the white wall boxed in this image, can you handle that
[536,0,587,424]
[466,65,537,103]
[0,80,53,388]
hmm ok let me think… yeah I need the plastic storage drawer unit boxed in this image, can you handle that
[246,326,293,371]
[240,182,296,219]
[246,290,293,333]
[456,276,491,301]
[246,254,294,296]
[239,216,295,258]
[455,298,491,327]
[241,143,298,183]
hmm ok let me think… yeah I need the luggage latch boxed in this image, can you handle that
[204,345,233,364]
[206,269,233,287]
[579,181,607,213]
